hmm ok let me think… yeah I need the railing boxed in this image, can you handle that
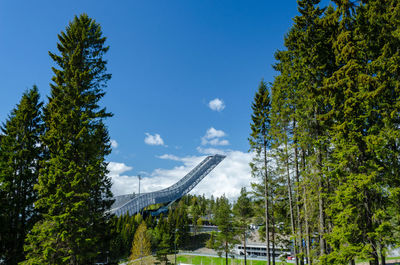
[110,154,225,216]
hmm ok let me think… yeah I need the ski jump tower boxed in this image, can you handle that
[110,154,226,216]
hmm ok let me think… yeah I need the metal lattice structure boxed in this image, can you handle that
[110,154,226,216]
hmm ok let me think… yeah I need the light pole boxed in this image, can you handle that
[138,175,141,195]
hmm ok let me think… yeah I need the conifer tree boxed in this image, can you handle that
[249,80,271,264]
[270,1,338,263]
[0,87,43,264]
[324,1,400,264]
[256,1,400,264]
[23,14,113,264]
[249,79,273,264]
[233,187,253,265]
[320,1,379,264]
[171,200,189,248]
[130,221,151,265]
[213,195,237,265]
[362,1,400,262]
[191,196,201,236]
[155,233,172,265]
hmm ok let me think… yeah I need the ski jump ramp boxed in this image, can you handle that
[110,154,226,216]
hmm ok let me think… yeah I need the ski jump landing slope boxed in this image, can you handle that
[110,154,226,216]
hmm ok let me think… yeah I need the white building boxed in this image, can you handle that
[233,242,290,257]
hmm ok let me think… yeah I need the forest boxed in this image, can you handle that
[1,0,400,265]
[248,1,400,265]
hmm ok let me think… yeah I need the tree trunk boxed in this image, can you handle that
[380,243,385,265]
[244,229,247,265]
[294,118,304,265]
[365,189,378,265]
[317,148,326,257]
[226,241,228,265]
[264,141,271,265]
[285,140,298,265]
[272,208,276,265]
[303,185,312,265]
[369,242,379,265]
[302,148,312,265]
[380,253,386,265]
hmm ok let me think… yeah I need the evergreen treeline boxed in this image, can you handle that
[111,194,248,264]
[112,195,214,263]
[0,14,114,264]
[249,1,400,265]
[0,87,43,264]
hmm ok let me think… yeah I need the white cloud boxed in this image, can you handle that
[208,138,230,146]
[157,154,181,161]
[192,150,253,199]
[201,127,230,146]
[108,162,132,175]
[204,127,226,139]
[108,150,253,201]
[196,146,227,155]
[208,98,225,112]
[110,139,118,149]
[144,133,165,146]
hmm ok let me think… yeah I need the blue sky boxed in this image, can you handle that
[0,0,331,199]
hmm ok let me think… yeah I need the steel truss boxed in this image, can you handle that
[110,154,225,216]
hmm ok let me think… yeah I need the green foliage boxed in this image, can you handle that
[130,221,151,262]
[190,196,201,235]
[23,14,113,264]
[155,233,172,265]
[109,214,137,262]
[263,0,400,264]
[206,231,217,249]
[0,87,43,264]
[233,187,253,235]
[212,195,237,264]
[233,187,253,264]
[249,79,273,264]
[174,200,190,247]
[249,80,272,153]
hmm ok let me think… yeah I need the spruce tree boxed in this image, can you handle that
[0,87,43,264]
[175,201,189,248]
[23,14,113,264]
[233,187,253,265]
[271,1,338,263]
[249,79,272,265]
[213,195,237,265]
[256,1,400,264]
[363,1,400,262]
[319,1,396,264]
[324,1,400,264]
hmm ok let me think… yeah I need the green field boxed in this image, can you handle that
[123,254,400,265]
[177,255,285,265]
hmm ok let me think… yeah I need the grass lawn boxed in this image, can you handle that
[125,254,176,264]
[124,254,400,265]
[355,256,400,264]
[124,254,285,265]
[177,255,285,265]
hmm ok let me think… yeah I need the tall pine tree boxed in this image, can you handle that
[23,14,113,264]
[233,187,253,265]
[0,87,43,264]
[249,80,273,265]
[213,195,237,265]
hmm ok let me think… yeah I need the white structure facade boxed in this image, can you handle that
[233,242,290,257]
